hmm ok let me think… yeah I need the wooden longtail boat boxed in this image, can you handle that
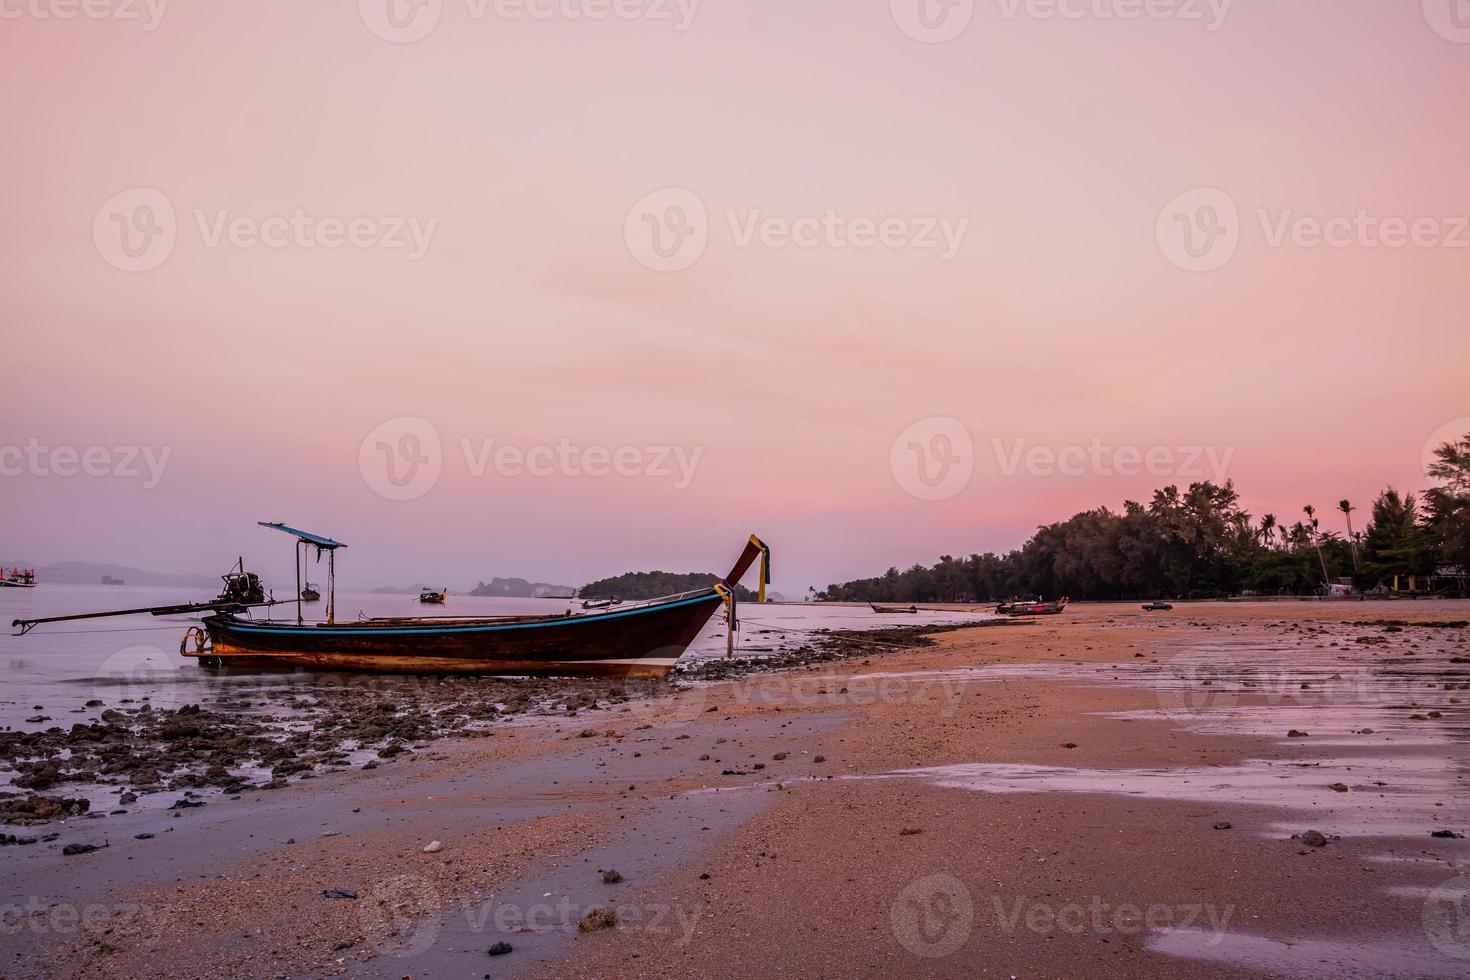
[13,524,772,679]
[869,602,918,614]
[417,588,447,604]
[186,525,770,679]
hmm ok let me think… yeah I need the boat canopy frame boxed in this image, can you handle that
[258,522,347,625]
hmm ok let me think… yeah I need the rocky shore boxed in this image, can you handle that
[1,621,1000,833]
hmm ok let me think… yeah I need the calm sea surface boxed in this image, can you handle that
[0,584,997,728]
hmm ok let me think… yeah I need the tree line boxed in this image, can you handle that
[580,570,757,602]
[818,432,1470,603]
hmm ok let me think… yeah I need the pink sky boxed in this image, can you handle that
[1,1,1466,592]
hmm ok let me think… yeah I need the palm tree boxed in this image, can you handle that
[1259,513,1277,549]
[1304,504,1330,591]
[1338,499,1359,574]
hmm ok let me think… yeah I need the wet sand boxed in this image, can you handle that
[3,600,1467,977]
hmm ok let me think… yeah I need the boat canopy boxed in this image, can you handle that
[257,522,348,550]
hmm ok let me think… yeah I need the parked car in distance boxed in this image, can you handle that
[1141,600,1173,611]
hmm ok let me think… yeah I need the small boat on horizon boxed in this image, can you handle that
[418,587,447,604]
[581,597,622,610]
[0,567,36,589]
[301,583,321,602]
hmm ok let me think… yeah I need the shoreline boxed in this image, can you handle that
[3,599,1467,977]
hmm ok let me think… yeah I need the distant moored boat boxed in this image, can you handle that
[996,597,1069,616]
[1,568,36,588]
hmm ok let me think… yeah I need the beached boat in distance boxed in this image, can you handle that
[870,602,918,614]
[996,597,1069,616]
[1,567,36,588]
[582,597,621,610]
[418,587,446,604]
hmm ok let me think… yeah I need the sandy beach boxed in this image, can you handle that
[4,600,1468,978]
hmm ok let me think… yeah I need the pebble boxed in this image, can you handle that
[424,840,444,853]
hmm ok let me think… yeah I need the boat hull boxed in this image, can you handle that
[195,590,726,679]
